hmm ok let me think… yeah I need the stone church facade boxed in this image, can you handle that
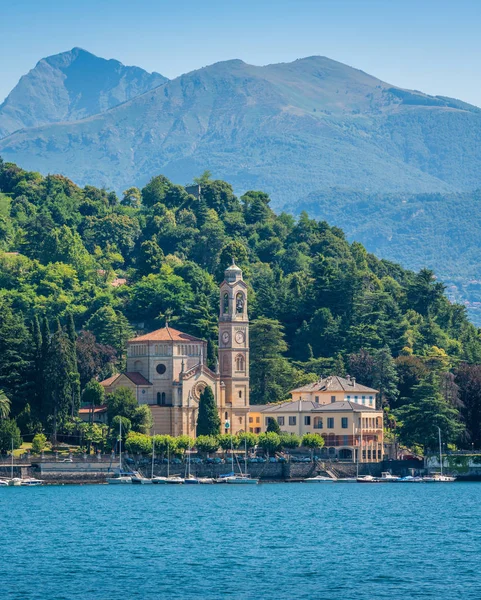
[101,262,250,437]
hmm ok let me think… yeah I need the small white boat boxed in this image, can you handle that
[107,474,132,484]
[8,478,22,486]
[225,475,258,484]
[20,478,43,486]
[304,475,336,483]
[198,477,215,484]
[357,475,379,483]
[165,476,184,484]
[0,479,9,486]
[131,475,153,484]
[397,475,424,483]
[433,473,456,482]
[152,476,168,484]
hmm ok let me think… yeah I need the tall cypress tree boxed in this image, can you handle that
[196,386,220,436]
[66,313,80,415]
[31,315,43,418]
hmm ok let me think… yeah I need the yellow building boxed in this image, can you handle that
[100,261,250,437]
[256,376,383,462]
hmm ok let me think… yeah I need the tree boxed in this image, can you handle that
[257,432,281,456]
[125,431,152,454]
[266,417,281,434]
[279,433,301,450]
[106,387,138,424]
[456,363,481,448]
[196,386,220,436]
[76,331,116,388]
[237,432,258,450]
[131,404,154,434]
[394,374,464,451]
[121,187,141,208]
[0,419,22,454]
[81,380,105,409]
[372,346,399,409]
[0,390,11,419]
[195,435,219,455]
[31,433,47,454]
[153,434,177,459]
[301,433,325,459]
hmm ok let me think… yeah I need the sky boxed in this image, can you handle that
[1,0,481,105]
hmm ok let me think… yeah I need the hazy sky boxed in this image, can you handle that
[1,0,481,105]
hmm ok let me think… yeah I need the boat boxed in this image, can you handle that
[216,471,235,483]
[0,479,8,486]
[20,478,43,486]
[131,472,153,484]
[397,475,424,483]
[304,475,336,483]
[357,475,381,483]
[152,476,168,484]
[225,436,259,484]
[357,472,399,483]
[165,476,184,484]
[107,420,132,484]
[198,477,214,484]
[183,441,199,483]
[430,427,456,482]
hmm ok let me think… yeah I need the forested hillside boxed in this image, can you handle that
[285,188,481,324]
[0,159,480,452]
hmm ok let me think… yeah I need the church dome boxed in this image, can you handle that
[224,260,242,282]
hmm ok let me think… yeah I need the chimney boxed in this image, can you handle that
[351,377,356,387]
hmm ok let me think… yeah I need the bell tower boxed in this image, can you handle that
[218,261,249,432]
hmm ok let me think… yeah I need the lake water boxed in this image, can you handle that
[1,482,480,600]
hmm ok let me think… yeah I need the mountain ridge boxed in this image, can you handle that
[0,47,168,138]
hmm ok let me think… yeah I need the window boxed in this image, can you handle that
[367,450,372,459]
[354,396,358,401]
[314,417,323,429]
[236,292,244,314]
[369,397,374,406]
[256,417,260,424]
[265,417,271,427]
[343,435,349,446]
[223,293,229,314]
[278,416,285,426]
[161,392,166,405]
[249,417,253,423]
[327,418,334,429]
[347,395,351,400]
[331,395,336,403]
[362,396,365,402]
[157,392,161,405]
[236,355,245,371]
[378,449,382,459]
[315,396,319,403]
[225,412,228,420]
[238,390,242,398]
[156,363,166,375]
[341,417,348,429]
[304,416,311,426]
[289,416,296,426]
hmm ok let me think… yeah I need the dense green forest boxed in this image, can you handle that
[288,188,481,325]
[0,158,481,453]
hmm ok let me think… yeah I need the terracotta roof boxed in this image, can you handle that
[129,326,205,343]
[99,372,152,387]
[290,375,378,394]
[261,400,380,413]
[79,405,108,414]
[124,372,152,386]
[99,374,120,387]
[312,401,379,412]
[110,278,127,287]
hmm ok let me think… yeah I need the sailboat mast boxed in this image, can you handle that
[167,444,170,479]
[119,419,122,473]
[244,437,247,476]
[231,431,234,473]
[151,432,155,479]
[438,426,443,476]
[11,438,14,480]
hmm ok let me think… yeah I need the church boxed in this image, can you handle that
[100,262,250,437]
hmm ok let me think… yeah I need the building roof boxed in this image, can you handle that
[248,404,277,413]
[260,400,380,414]
[312,401,379,412]
[290,375,378,394]
[99,372,152,387]
[129,326,204,343]
[79,405,108,414]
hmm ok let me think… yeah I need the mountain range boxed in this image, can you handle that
[1,48,481,320]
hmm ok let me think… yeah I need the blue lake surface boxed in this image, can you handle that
[1,482,480,600]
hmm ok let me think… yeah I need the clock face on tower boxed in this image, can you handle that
[235,331,245,344]
[222,331,230,345]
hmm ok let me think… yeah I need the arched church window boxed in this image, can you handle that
[223,293,229,314]
[225,411,228,420]
[161,392,166,405]
[236,292,244,314]
[157,392,161,405]
[235,355,245,371]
